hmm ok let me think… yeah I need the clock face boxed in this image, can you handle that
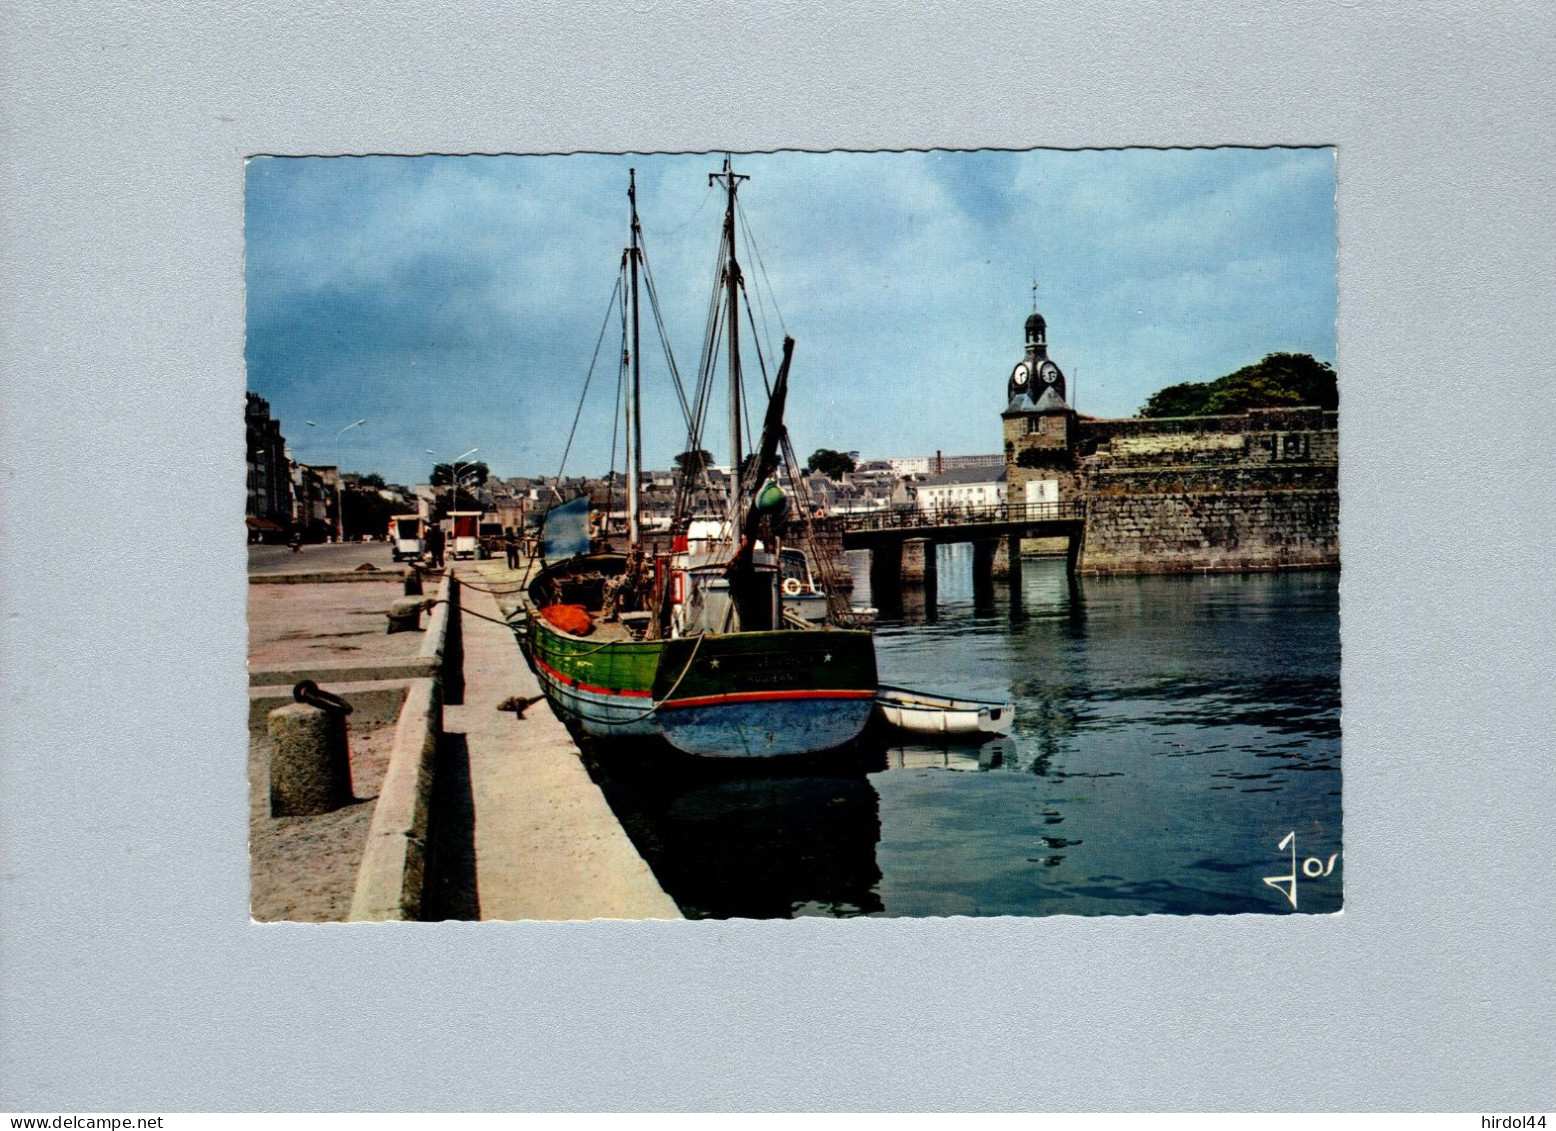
[1040,362,1060,385]
[1011,363,1030,387]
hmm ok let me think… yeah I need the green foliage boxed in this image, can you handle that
[1139,353,1337,418]
[1140,382,1214,418]
[357,472,386,489]
[673,449,714,477]
[430,461,489,488]
[808,448,857,480]
[430,488,483,522]
[340,485,395,540]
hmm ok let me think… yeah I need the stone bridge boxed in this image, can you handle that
[815,501,1087,609]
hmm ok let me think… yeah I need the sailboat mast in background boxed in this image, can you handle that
[711,156,748,536]
[626,168,644,546]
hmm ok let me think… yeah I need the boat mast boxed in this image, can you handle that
[625,169,644,546]
[711,155,748,536]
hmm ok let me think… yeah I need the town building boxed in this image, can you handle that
[287,460,341,542]
[913,465,1008,513]
[886,452,1004,477]
[244,394,292,541]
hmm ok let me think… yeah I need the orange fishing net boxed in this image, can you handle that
[539,603,594,636]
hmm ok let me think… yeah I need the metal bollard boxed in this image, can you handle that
[404,568,423,596]
[267,682,354,816]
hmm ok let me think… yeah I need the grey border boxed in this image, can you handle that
[2,0,1552,1112]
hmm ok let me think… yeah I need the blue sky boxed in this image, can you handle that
[245,148,1335,486]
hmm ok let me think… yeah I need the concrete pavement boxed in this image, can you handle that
[441,563,681,920]
[248,540,402,575]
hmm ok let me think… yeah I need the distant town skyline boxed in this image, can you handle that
[245,148,1337,486]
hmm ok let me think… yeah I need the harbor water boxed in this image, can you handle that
[582,547,1342,918]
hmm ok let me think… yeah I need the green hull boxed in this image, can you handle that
[527,615,664,737]
[524,552,878,756]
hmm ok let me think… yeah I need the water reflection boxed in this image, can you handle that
[583,740,888,919]
[580,554,1342,918]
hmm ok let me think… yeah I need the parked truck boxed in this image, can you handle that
[478,517,504,559]
[389,514,425,562]
[448,510,482,560]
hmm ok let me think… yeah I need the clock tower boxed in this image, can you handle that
[1007,305,1067,405]
[1003,290,1080,531]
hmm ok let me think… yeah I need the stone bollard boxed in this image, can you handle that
[387,597,423,633]
[268,700,353,816]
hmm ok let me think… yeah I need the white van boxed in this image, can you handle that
[389,514,425,562]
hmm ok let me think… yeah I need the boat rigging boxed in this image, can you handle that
[522,159,879,758]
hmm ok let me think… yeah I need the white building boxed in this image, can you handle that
[913,465,1008,513]
[886,456,931,476]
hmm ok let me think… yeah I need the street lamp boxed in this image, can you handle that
[426,445,480,520]
[309,418,367,435]
[305,418,369,542]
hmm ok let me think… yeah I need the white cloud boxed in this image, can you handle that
[246,148,1336,482]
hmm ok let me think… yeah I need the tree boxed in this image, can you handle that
[430,461,489,488]
[808,448,856,480]
[673,449,714,478]
[340,484,395,540]
[1140,381,1214,418]
[1206,353,1337,414]
[1138,353,1337,417]
[357,472,386,489]
[430,487,483,522]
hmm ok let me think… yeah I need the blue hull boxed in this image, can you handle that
[530,662,662,738]
[656,697,874,758]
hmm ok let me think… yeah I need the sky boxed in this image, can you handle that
[245,148,1336,486]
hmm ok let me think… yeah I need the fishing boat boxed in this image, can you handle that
[874,685,1016,738]
[524,160,877,758]
[779,547,830,625]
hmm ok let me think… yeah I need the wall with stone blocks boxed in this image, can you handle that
[1076,414,1339,575]
[1082,488,1338,575]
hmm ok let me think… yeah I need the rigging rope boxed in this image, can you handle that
[606,260,628,523]
[553,271,625,494]
[737,201,779,372]
[660,181,717,237]
[637,235,694,433]
[674,230,732,532]
[741,284,773,399]
[735,195,787,337]
[780,430,858,626]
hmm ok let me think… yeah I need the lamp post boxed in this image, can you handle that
[426,445,480,524]
[306,418,368,542]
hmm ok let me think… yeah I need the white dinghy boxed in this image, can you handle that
[875,685,1016,739]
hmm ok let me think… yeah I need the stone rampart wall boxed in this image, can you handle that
[1075,408,1337,453]
[1076,412,1339,575]
[1082,488,1338,575]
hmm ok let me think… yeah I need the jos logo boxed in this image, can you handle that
[1262,830,1339,910]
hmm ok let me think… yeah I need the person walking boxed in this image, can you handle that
[504,527,520,570]
[427,523,445,569]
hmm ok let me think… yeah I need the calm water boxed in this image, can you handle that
[582,547,1342,918]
